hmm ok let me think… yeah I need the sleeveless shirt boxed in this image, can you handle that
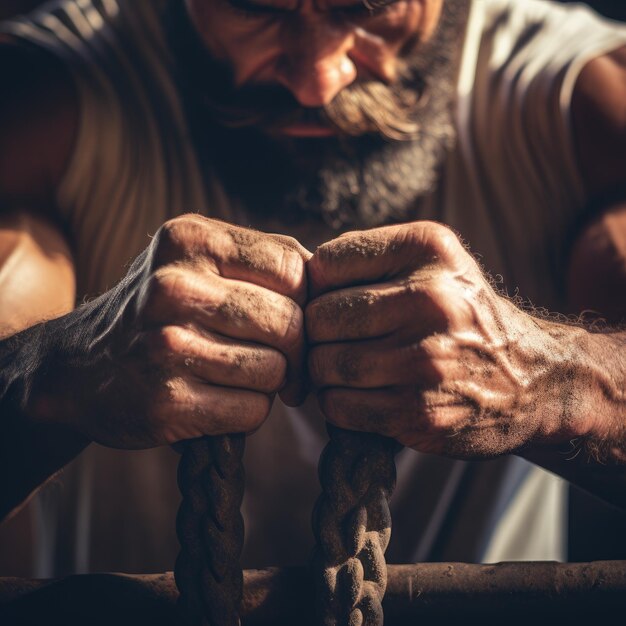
[1,0,626,576]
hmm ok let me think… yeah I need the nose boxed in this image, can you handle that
[276,16,357,107]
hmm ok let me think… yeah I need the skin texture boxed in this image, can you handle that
[15,215,310,446]
[0,3,625,520]
[185,0,442,107]
[306,222,624,459]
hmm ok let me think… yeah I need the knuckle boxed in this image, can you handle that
[264,350,287,392]
[422,281,452,322]
[153,216,198,262]
[417,334,451,361]
[150,325,191,356]
[279,300,304,349]
[152,214,224,268]
[414,396,438,429]
[405,221,463,264]
[403,345,422,380]
[304,300,322,338]
[247,394,272,430]
[429,223,464,261]
[413,390,448,431]
[308,241,335,289]
[272,233,307,256]
[307,346,327,386]
[405,278,449,324]
[139,268,187,316]
[277,245,307,299]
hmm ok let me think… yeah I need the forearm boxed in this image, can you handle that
[520,326,626,509]
[0,320,90,521]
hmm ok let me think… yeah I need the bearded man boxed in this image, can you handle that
[0,0,625,577]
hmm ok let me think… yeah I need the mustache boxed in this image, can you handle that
[165,0,469,142]
[198,65,425,142]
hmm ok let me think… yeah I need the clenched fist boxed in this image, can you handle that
[33,215,310,448]
[306,221,598,459]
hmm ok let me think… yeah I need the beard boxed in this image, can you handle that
[166,1,470,229]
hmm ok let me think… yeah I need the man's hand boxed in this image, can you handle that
[26,215,310,448]
[306,221,609,459]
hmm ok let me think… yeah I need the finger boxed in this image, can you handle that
[318,386,480,449]
[307,221,472,297]
[308,221,463,297]
[317,387,408,439]
[142,269,304,360]
[309,338,455,389]
[153,216,312,305]
[306,278,448,343]
[158,380,273,442]
[153,326,288,394]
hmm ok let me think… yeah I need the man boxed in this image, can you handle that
[0,0,625,577]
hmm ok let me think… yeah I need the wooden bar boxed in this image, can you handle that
[1,561,625,625]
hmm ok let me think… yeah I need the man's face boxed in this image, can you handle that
[184,0,444,137]
[175,0,468,229]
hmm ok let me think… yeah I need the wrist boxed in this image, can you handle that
[4,314,92,436]
[527,319,624,447]
[577,329,626,445]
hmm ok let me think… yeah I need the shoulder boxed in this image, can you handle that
[0,35,78,212]
[571,46,626,200]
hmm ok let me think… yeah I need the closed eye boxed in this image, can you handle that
[223,0,398,20]
[337,3,391,18]
[225,0,290,18]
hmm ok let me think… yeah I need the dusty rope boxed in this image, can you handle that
[312,424,401,626]
[175,434,245,626]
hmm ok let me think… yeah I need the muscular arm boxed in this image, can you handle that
[305,47,626,511]
[0,39,86,520]
[0,213,90,521]
[0,38,310,524]
[520,47,626,506]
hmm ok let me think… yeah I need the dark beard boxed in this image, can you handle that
[165,1,470,229]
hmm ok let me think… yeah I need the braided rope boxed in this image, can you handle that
[175,434,246,626]
[312,425,401,626]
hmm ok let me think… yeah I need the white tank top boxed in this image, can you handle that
[2,0,625,576]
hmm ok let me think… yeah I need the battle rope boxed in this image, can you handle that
[312,424,401,626]
[175,434,246,626]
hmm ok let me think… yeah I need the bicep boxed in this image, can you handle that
[571,46,626,199]
[567,203,626,322]
[0,211,76,338]
[567,47,626,320]
[0,38,79,334]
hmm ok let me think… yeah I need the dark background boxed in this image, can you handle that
[1,0,626,21]
[562,0,626,20]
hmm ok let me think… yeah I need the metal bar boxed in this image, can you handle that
[1,562,625,625]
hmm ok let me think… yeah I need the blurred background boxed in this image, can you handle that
[1,0,626,21]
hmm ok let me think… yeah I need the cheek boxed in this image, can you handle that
[184,0,282,82]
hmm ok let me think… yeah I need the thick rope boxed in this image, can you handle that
[175,434,246,626]
[312,424,401,626]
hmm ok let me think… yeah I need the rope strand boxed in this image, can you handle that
[175,434,246,626]
[312,425,401,626]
